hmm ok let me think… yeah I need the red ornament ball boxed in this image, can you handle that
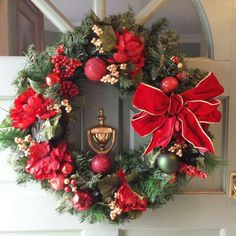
[160,76,179,94]
[49,174,65,190]
[72,191,93,211]
[171,56,180,64]
[46,73,60,86]
[176,71,188,81]
[84,57,107,81]
[90,154,112,174]
[61,163,74,175]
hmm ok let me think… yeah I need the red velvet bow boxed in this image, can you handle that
[132,72,224,155]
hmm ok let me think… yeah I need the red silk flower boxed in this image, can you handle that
[26,142,72,180]
[132,73,224,155]
[113,30,145,77]
[116,184,147,213]
[10,88,57,130]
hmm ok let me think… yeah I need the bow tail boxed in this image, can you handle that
[144,117,176,155]
[178,108,214,153]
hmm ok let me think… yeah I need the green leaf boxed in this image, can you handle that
[0,115,12,128]
[31,115,61,142]
[119,77,133,89]
[99,25,117,52]
[28,79,44,94]
[97,174,121,203]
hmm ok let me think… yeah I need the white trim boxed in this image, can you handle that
[135,0,167,25]
[93,0,106,20]
[30,0,74,32]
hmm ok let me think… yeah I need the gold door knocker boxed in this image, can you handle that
[229,172,236,199]
[87,108,116,154]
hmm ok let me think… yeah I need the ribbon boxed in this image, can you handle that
[132,72,224,155]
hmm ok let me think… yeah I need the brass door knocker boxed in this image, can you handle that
[87,108,116,154]
[229,172,236,199]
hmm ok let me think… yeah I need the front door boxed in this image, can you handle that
[0,1,235,235]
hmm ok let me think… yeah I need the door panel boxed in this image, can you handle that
[122,229,224,236]
[0,56,227,235]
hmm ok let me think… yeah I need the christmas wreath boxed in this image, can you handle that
[0,10,224,224]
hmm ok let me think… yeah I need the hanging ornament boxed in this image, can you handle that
[49,174,65,190]
[157,153,180,174]
[84,57,107,81]
[170,56,180,64]
[46,73,60,86]
[176,71,188,81]
[160,76,179,94]
[72,191,93,211]
[90,154,112,174]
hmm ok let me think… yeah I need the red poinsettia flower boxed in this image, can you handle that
[113,30,145,77]
[26,142,73,180]
[116,184,147,212]
[10,88,58,130]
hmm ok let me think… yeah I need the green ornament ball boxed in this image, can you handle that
[157,153,180,174]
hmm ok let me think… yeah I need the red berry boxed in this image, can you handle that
[49,174,65,190]
[160,76,179,94]
[171,56,180,64]
[84,57,107,81]
[71,179,77,186]
[61,163,74,175]
[64,186,71,193]
[90,154,112,174]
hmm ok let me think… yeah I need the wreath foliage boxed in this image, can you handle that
[0,10,224,224]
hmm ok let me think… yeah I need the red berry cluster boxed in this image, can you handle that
[179,163,208,179]
[51,45,82,79]
[60,81,79,99]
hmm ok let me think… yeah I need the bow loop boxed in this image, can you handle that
[181,72,224,102]
[133,83,169,115]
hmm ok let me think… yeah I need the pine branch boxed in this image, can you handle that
[0,128,27,151]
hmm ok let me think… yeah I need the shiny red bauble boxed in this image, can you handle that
[176,71,188,81]
[46,73,60,86]
[171,56,180,64]
[61,163,74,175]
[49,174,65,190]
[160,76,179,94]
[72,191,93,211]
[84,57,107,81]
[90,154,112,174]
